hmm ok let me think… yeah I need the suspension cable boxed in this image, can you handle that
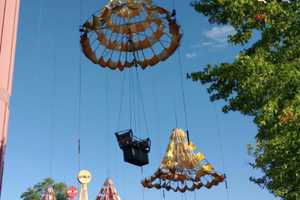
[173,100,179,128]
[172,0,176,10]
[151,70,162,156]
[77,0,83,172]
[172,0,189,132]
[117,72,126,130]
[213,104,230,200]
[105,70,111,177]
[134,67,150,137]
[37,0,43,58]
[129,70,133,129]
[35,0,52,177]
[177,47,189,132]
[132,70,137,133]
[49,37,57,178]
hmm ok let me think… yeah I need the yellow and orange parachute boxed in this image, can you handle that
[80,0,181,70]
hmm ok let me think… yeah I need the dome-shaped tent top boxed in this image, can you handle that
[96,178,121,200]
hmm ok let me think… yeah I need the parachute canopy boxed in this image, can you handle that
[142,128,224,192]
[80,0,182,70]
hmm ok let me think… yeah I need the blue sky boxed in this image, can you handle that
[3,0,277,199]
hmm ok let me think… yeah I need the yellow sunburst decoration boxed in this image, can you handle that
[142,128,224,192]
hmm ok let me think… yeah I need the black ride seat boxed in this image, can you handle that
[115,129,151,167]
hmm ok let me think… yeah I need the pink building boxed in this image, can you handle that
[0,0,20,196]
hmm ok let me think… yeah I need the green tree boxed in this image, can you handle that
[21,178,68,200]
[189,0,300,199]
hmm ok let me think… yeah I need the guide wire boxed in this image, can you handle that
[105,70,111,177]
[49,37,57,178]
[173,0,190,142]
[117,73,126,130]
[177,47,189,135]
[77,0,83,172]
[213,104,230,200]
[135,67,150,137]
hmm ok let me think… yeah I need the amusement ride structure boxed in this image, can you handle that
[0,0,229,199]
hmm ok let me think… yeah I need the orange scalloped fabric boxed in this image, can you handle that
[80,0,181,70]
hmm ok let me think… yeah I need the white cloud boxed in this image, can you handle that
[204,25,235,43]
[190,25,235,49]
[191,42,214,48]
[185,52,197,59]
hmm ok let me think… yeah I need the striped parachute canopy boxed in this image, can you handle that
[96,178,121,200]
[142,128,225,192]
[80,0,181,70]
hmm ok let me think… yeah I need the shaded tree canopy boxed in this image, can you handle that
[21,178,68,200]
[189,0,300,199]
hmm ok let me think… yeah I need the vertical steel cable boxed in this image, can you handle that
[213,104,230,200]
[49,38,57,178]
[105,70,111,177]
[151,73,162,155]
[117,73,126,130]
[135,68,150,137]
[177,48,189,132]
[174,101,179,128]
[77,0,83,172]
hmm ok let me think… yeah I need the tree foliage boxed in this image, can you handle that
[189,0,300,199]
[21,178,68,200]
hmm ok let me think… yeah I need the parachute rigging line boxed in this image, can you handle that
[129,71,133,129]
[134,68,149,137]
[116,68,149,136]
[117,73,127,130]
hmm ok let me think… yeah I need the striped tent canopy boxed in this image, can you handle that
[80,0,182,70]
[142,128,225,193]
[41,187,56,200]
[96,178,121,200]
